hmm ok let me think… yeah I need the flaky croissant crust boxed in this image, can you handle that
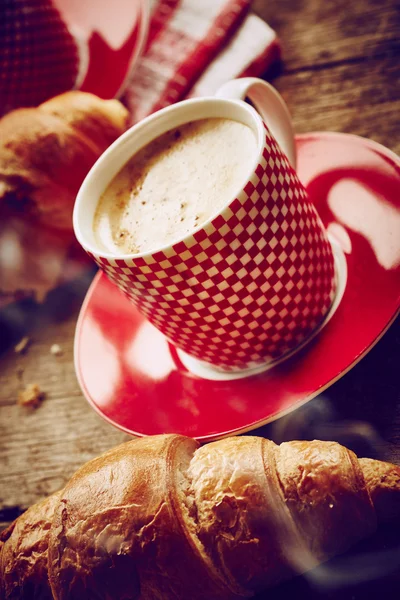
[1,434,399,600]
[0,91,129,306]
[0,91,129,230]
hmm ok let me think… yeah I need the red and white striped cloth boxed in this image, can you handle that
[0,0,279,120]
[124,0,280,123]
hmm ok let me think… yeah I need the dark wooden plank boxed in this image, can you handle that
[254,0,400,71]
[271,55,400,154]
[255,522,400,599]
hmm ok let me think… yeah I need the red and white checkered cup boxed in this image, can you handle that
[74,78,337,379]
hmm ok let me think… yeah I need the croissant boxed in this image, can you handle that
[0,91,129,229]
[1,434,399,599]
[0,91,129,306]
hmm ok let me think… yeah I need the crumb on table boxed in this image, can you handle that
[14,337,30,354]
[50,343,63,356]
[17,383,45,408]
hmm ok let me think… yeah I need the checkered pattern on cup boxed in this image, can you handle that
[87,121,336,372]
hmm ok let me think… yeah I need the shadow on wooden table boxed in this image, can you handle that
[255,522,400,599]
[252,316,400,464]
[0,265,97,356]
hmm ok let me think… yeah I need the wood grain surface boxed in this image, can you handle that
[1,0,399,598]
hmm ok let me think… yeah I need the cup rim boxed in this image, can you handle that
[73,96,266,261]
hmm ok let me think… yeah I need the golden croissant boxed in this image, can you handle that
[0,91,128,229]
[0,91,129,306]
[1,434,399,599]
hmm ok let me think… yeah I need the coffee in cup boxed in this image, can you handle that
[93,118,257,255]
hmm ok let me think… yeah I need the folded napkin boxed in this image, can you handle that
[123,0,280,123]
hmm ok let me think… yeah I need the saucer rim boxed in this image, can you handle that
[75,276,398,441]
[296,130,400,164]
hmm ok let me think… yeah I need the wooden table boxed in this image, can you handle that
[1,0,399,598]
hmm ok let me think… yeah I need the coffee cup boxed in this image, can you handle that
[74,77,337,378]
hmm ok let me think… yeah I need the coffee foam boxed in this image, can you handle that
[93,118,257,255]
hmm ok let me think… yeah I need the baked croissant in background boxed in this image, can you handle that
[0,91,129,307]
[1,434,399,599]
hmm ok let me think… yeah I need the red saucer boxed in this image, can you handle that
[74,132,400,441]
